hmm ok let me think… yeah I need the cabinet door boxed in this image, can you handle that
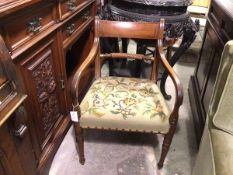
[202,50,222,112]
[196,22,216,94]
[196,21,224,114]
[0,107,37,175]
[0,162,5,175]
[0,124,25,175]
[19,37,66,152]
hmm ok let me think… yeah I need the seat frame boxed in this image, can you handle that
[70,17,183,168]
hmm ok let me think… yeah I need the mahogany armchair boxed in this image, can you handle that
[70,17,183,168]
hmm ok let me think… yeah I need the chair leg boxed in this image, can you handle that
[158,119,177,168]
[74,122,85,165]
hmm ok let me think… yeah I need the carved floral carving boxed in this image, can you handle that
[32,56,60,137]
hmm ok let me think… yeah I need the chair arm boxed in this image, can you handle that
[157,40,183,122]
[71,38,99,106]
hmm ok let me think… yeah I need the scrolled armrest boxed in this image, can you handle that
[71,38,99,105]
[157,40,183,122]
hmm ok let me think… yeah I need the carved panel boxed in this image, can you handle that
[32,56,61,137]
[20,40,64,148]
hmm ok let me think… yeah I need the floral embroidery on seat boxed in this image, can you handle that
[138,87,159,97]
[81,94,107,117]
[80,77,169,121]
[143,100,167,121]
[111,97,137,119]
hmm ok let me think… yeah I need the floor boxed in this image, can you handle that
[49,27,203,175]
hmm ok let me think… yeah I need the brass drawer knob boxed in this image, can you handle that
[27,17,42,34]
[66,23,75,35]
[67,0,76,11]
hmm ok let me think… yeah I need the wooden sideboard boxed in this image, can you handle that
[188,0,233,146]
[0,0,96,174]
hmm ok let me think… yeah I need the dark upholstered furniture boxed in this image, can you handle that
[192,40,233,175]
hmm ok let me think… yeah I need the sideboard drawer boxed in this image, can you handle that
[62,6,92,47]
[58,0,86,20]
[2,2,57,53]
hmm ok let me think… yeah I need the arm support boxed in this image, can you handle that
[157,40,183,123]
[71,38,99,106]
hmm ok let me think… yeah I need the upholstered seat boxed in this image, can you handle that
[80,76,170,133]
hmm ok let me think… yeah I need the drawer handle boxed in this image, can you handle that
[82,12,90,20]
[27,17,42,34]
[67,0,76,11]
[60,79,65,89]
[11,106,28,139]
[14,124,28,139]
[66,23,75,35]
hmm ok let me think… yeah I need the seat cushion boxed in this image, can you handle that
[80,76,170,133]
[211,129,233,175]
